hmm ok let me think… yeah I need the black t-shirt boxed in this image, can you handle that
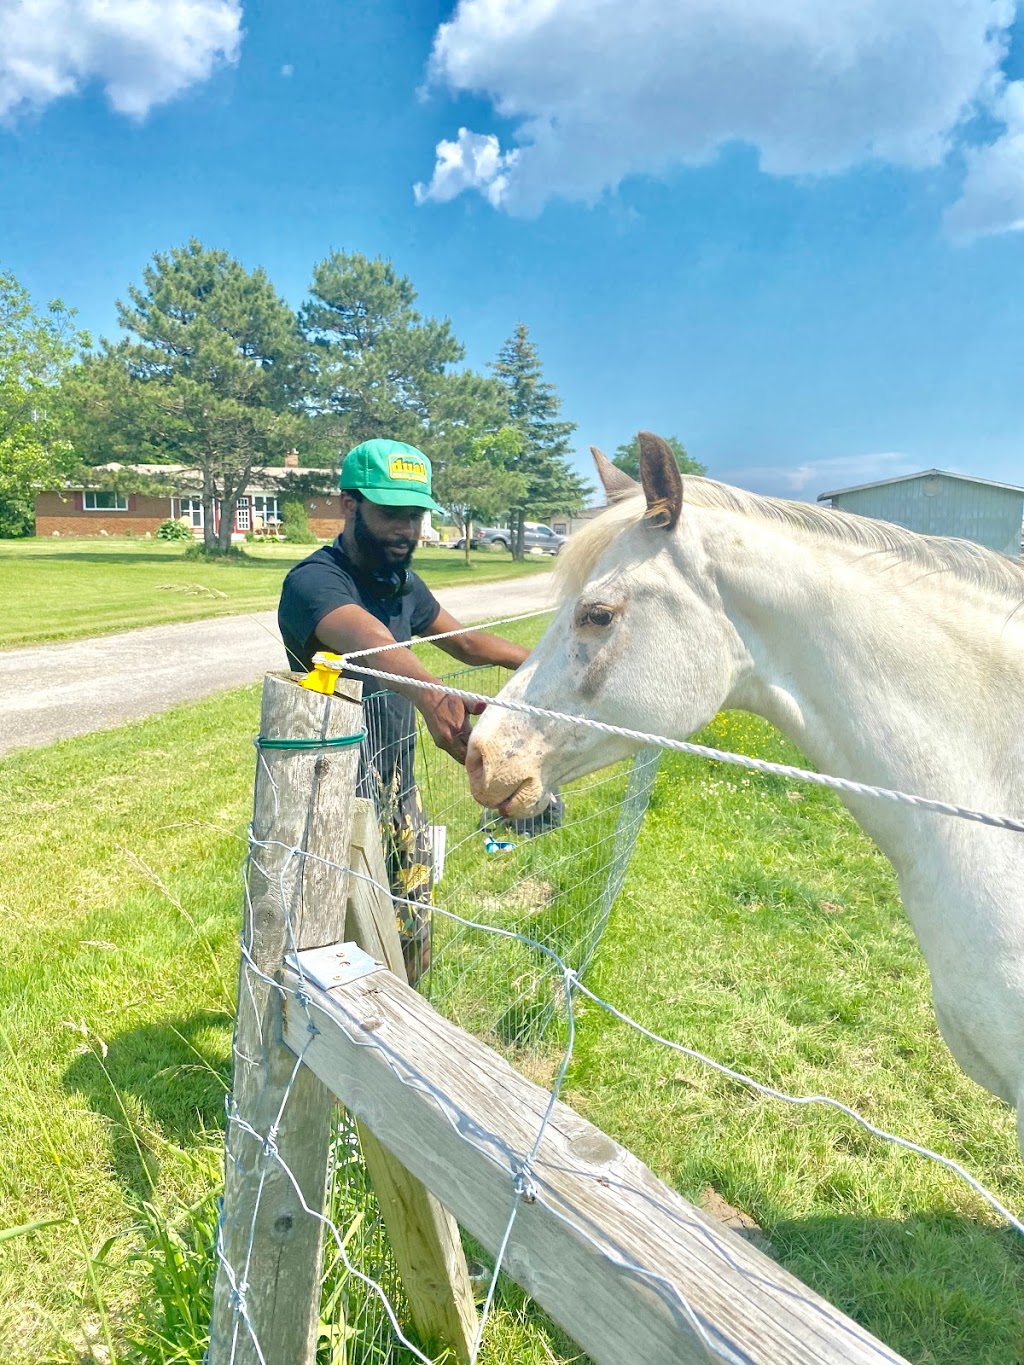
[278,536,441,680]
[277,537,442,813]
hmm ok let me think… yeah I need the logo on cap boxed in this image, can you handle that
[389,455,428,483]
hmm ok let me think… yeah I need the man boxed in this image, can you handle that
[278,438,529,982]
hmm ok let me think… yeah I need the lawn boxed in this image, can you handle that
[1,618,1022,1363]
[0,538,553,649]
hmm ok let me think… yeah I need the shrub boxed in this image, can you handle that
[157,518,194,542]
[281,499,316,544]
[184,542,249,562]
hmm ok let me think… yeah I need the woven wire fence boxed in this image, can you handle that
[318,1114,415,1365]
[311,664,659,1362]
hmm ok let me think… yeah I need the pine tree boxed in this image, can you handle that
[492,323,589,559]
[301,251,463,447]
[72,241,308,552]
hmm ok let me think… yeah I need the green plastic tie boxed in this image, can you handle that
[255,730,367,751]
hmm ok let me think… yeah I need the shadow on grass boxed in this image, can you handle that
[9,550,191,565]
[63,1010,232,1199]
[765,1210,1024,1364]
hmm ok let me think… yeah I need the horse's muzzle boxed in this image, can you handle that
[465,736,548,817]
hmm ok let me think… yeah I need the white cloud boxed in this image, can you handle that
[0,0,242,121]
[716,451,918,501]
[280,63,294,78]
[416,0,1020,228]
[414,126,519,207]
[945,81,1024,239]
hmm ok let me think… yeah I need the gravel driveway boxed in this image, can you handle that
[0,575,556,758]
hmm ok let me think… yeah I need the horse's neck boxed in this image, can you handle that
[705,513,1024,859]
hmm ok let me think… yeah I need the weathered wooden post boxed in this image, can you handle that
[208,672,366,1364]
[209,671,477,1365]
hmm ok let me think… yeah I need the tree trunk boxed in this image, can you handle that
[203,470,216,552]
[512,511,525,561]
[218,492,234,553]
[464,515,471,567]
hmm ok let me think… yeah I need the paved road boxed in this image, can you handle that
[0,575,557,758]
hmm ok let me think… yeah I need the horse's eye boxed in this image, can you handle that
[584,606,615,628]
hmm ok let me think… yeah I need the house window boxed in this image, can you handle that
[235,497,251,532]
[552,521,567,536]
[83,491,128,511]
[174,497,204,528]
[252,495,279,524]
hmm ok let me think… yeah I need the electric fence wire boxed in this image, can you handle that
[341,659,1024,837]
[337,608,1024,838]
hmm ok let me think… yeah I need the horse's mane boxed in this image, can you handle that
[559,477,1024,602]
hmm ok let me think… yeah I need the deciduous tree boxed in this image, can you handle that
[612,433,705,479]
[0,270,88,537]
[433,427,529,564]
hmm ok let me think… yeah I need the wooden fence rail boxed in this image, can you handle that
[281,948,910,1365]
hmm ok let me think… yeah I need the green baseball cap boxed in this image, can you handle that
[339,439,442,512]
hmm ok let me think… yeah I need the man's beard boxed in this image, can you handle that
[352,502,415,577]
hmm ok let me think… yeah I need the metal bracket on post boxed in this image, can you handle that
[286,942,384,994]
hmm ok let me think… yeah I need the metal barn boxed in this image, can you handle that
[817,469,1024,557]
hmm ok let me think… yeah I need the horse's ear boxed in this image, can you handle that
[590,445,640,503]
[638,431,683,531]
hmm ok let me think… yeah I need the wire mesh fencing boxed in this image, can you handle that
[358,664,660,1049]
[318,1111,415,1365]
[302,665,660,1365]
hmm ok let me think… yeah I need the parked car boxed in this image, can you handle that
[455,522,566,554]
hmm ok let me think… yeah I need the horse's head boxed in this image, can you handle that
[467,432,747,816]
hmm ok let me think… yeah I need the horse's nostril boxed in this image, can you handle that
[465,746,485,785]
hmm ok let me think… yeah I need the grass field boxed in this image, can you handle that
[2,618,1022,1363]
[0,538,552,649]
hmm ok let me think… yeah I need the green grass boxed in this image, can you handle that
[0,539,552,649]
[1,633,1022,1363]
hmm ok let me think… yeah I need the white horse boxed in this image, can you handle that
[467,432,1024,1148]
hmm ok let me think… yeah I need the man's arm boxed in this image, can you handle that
[421,606,530,669]
[313,604,473,762]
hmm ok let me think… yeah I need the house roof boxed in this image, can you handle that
[70,463,337,491]
[818,468,1024,502]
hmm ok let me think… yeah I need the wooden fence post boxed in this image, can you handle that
[209,672,365,1365]
[209,673,477,1365]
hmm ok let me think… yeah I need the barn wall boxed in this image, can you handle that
[829,476,1023,556]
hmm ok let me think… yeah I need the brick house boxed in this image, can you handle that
[35,455,344,541]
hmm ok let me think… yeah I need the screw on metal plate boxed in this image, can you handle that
[285,942,384,993]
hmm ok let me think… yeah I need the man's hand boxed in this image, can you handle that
[312,602,491,764]
[420,688,473,763]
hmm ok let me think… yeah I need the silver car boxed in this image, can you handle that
[461,522,566,554]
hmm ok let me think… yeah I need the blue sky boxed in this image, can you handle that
[1,0,1023,499]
